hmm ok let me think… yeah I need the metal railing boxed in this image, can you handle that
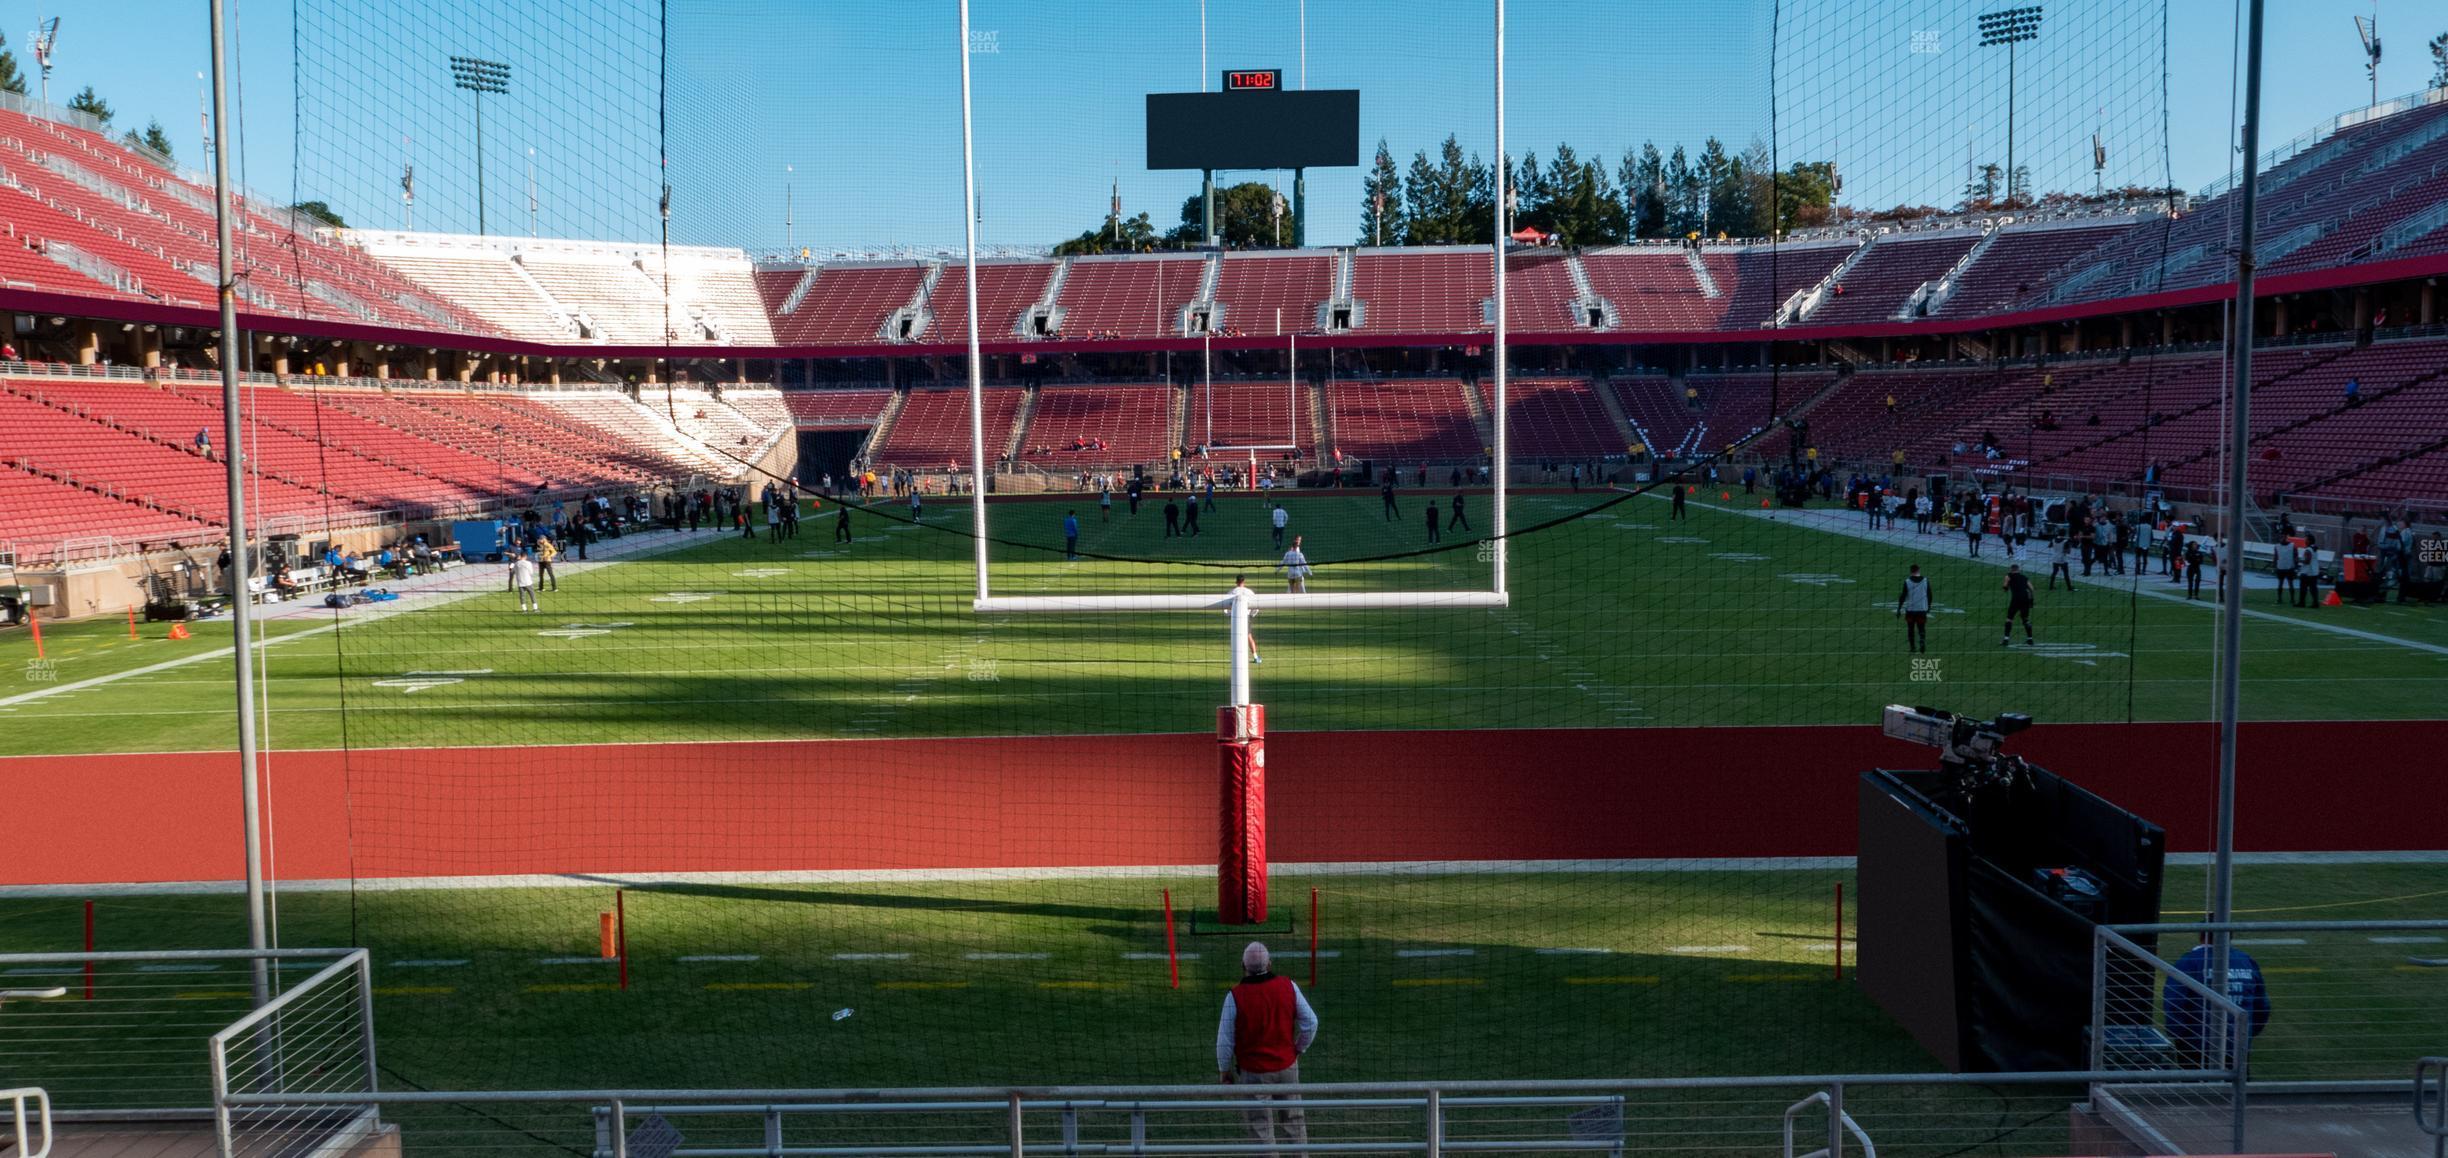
[2106,920,2448,1089]
[2,1088,53,1158]
[207,951,378,1158]
[2088,927,2255,1154]
[221,1070,2243,1158]
[0,948,353,1116]
[2417,1057,2446,1158]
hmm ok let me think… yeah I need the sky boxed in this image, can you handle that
[37,0,2447,254]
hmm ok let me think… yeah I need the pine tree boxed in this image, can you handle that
[1664,146,1700,238]
[67,86,113,127]
[1621,143,1667,239]
[1359,139,1407,246]
[140,120,175,160]
[0,34,27,97]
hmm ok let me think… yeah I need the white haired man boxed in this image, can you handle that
[1217,941,1318,1158]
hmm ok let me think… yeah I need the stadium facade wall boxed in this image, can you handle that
[6,720,2440,887]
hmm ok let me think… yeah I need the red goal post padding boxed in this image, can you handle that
[1218,704,1268,924]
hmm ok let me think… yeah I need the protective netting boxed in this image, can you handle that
[9,0,2447,1107]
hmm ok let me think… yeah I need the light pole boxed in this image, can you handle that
[526,147,538,238]
[449,55,510,235]
[1979,6,2043,207]
[785,164,795,251]
[31,17,57,106]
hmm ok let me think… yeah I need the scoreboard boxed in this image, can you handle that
[1146,73,1360,171]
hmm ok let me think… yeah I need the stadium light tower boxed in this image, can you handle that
[449,55,511,235]
[31,17,59,106]
[2353,9,2381,109]
[1979,6,2043,207]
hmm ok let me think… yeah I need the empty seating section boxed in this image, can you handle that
[1931,225,2129,318]
[872,388,1023,467]
[657,254,777,344]
[1613,373,1813,459]
[782,390,893,428]
[0,223,131,298]
[1479,379,1622,457]
[458,393,703,480]
[1053,257,1201,339]
[764,264,925,344]
[638,388,778,456]
[1352,251,1489,334]
[543,394,735,477]
[2161,342,2448,495]
[1504,254,1584,331]
[1580,250,1718,329]
[377,251,575,339]
[1325,381,1483,461]
[1718,244,1853,327]
[520,257,676,343]
[928,262,1055,343]
[0,465,215,552]
[1212,255,1332,335]
[1809,235,1980,324]
[718,389,794,435]
[1020,386,1177,467]
[1189,379,1312,456]
[331,391,649,488]
[0,385,356,523]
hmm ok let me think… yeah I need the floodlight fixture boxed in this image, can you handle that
[1978,6,2044,206]
[448,56,512,234]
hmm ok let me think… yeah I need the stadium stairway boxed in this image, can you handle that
[1004,387,1040,463]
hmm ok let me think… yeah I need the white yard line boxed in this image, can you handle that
[1668,492,2448,657]
[0,528,713,710]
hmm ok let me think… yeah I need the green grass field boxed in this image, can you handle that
[2,489,2442,1107]
[3,490,2442,756]
[2,861,2442,1097]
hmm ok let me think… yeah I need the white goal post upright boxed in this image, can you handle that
[956,0,1512,922]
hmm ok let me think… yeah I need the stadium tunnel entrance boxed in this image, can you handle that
[796,429,869,485]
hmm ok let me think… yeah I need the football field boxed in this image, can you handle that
[3,488,2441,756]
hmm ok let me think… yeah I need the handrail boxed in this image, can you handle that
[1,1088,52,1158]
[2416,1058,2446,1142]
[1782,1089,1875,1158]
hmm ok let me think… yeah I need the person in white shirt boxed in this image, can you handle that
[510,550,540,612]
[2048,535,2076,590]
[1279,535,1311,594]
[1269,503,1291,550]
[1895,564,1933,653]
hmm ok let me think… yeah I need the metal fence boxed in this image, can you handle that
[217,1069,2259,1158]
[2104,920,2448,1089]
[2088,927,2254,1155]
[0,948,354,1114]
[208,951,379,1158]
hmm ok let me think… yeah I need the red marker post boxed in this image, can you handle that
[1162,888,1180,990]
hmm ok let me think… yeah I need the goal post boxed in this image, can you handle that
[953,0,1513,923]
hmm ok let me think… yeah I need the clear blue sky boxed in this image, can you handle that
[50,0,2447,252]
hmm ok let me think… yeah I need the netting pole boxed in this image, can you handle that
[81,900,92,1001]
[615,888,629,991]
[1162,889,1179,990]
[1309,888,1319,987]
[957,0,989,602]
[208,0,271,1014]
[1489,0,1508,596]
[2210,0,2269,1012]
[1833,882,1844,982]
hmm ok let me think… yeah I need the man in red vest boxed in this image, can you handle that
[1217,941,1319,1158]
